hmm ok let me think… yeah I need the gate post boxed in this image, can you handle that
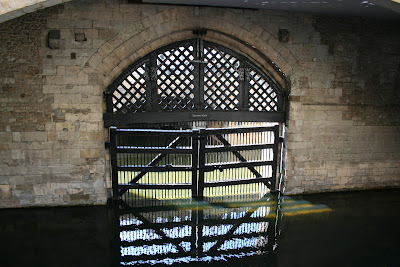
[271,125,280,192]
[192,129,206,199]
[192,132,199,198]
[197,129,206,200]
[109,127,120,202]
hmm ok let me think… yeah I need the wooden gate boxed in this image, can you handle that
[104,38,287,203]
[110,125,280,201]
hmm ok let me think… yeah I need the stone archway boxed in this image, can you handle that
[104,36,288,201]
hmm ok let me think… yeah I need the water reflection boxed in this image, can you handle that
[114,194,331,265]
[2,190,399,267]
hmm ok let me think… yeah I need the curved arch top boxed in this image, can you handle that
[103,39,287,126]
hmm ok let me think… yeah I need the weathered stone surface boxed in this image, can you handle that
[0,0,399,208]
[0,184,11,197]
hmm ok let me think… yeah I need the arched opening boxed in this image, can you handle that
[103,38,286,126]
[104,38,287,204]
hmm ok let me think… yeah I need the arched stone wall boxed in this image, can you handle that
[1,0,399,208]
[86,7,297,92]
[80,5,298,198]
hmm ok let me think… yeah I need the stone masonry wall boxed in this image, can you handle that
[0,4,107,207]
[0,0,399,207]
[285,17,400,194]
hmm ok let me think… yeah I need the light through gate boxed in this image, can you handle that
[109,122,280,204]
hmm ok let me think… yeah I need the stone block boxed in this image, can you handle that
[70,193,91,202]
[11,150,25,160]
[80,131,103,141]
[46,75,64,85]
[64,73,89,85]
[80,148,101,159]
[12,132,21,142]
[93,20,110,29]
[0,184,11,197]
[21,132,48,142]
[83,28,99,39]
[0,132,12,143]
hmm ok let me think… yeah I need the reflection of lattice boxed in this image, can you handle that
[157,45,195,110]
[204,46,241,110]
[248,69,278,112]
[112,63,147,113]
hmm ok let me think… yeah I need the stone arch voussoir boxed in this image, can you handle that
[88,7,298,93]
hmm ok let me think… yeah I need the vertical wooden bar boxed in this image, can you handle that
[279,124,288,193]
[271,125,279,192]
[149,51,158,111]
[198,39,205,109]
[110,127,120,202]
[240,60,249,110]
[197,129,206,199]
[192,39,201,109]
[192,132,199,198]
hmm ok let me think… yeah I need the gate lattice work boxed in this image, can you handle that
[103,39,286,126]
[110,125,280,201]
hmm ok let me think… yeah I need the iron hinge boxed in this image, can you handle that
[103,91,111,99]
[105,142,110,149]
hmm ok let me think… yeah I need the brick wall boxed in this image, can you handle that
[0,0,399,207]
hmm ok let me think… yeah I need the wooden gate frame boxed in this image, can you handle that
[110,125,280,201]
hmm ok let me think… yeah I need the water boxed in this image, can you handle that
[0,189,399,267]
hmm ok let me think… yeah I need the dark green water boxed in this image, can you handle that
[1,189,399,267]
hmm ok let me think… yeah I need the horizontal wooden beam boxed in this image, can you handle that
[117,146,193,154]
[118,165,192,172]
[204,177,272,187]
[118,183,192,190]
[204,160,273,171]
[205,144,274,153]
[104,110,285,127]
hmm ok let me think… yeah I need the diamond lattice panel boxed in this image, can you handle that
[112,63,147,114]
[248,69,278,112]
[157,45,195,111]
[204,46,240,110]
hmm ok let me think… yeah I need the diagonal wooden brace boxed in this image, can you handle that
[119,136,182,196]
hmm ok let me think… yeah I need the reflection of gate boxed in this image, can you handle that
[114,195,281,265]
[110,125,280,201]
